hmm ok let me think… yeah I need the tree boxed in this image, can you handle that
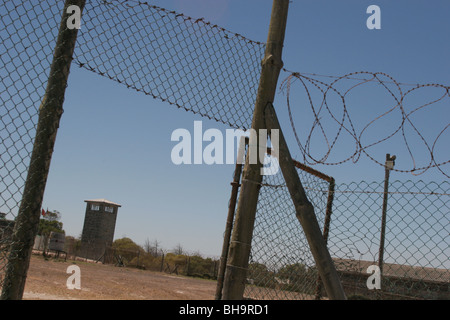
[41,209,61,222]
[172,243,184,255]
[38,210,63,236]
[186,254,216,278]
[113,237,143,252]
[38,219,64,237]
[64,235,81,255]
[247,262,276,288]
[112,237,145,265]
[144,238,151,253]
[144,238,161,256]
[37,209,64,256]
[277,263,307,283]
[276,263,316,294]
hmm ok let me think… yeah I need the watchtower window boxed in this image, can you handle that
[105,206,114,213]
[91,204,100,211]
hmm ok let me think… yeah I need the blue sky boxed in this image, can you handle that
[12,0,449,257]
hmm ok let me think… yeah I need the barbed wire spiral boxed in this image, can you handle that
[280,70,450,178]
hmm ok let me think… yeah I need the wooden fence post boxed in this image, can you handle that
[1,0,86,300]
[215,138,246,300]
[222,0,290,300]
[264,103,347,300]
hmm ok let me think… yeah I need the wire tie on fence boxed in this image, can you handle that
[241,178,262,187]
[230,240,251,248]
[226,264,248,272]
[261,53,283,70]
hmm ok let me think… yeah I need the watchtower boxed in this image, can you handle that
[80,198,121,261]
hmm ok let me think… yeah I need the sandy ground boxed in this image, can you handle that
[22,254,217,300]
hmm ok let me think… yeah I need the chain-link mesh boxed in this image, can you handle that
[1,0,264,295]
[2,0,449,300]
[242,157,334,300]
[1,0,63,292]
[1,0,87,298]
[329,180,449,300]
[239,165,449,299]
[75,0,264,130]
[0,1,61,214]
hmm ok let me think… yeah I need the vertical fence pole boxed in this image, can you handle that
[221,0,290,300]
[137,250,140,267]
[186,256,190,276]
[215,138,246,300]
[1,0,86,300]
[315,177,336,299]
[323,178,335,248]
[378,154,396,274]
[160,253,165,272]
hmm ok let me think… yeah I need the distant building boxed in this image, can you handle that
[80,199,121,261]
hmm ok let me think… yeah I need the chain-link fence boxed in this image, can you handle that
[1,0,60,285]
[74,0,264,130]
[61,238,219,279]
[233,158,449,299]
[0,0,264,297]
[1,0,448,300]
[328,180,449,300]
[239,157,335,300]
[0,0,264,213]
[1,0,88,298]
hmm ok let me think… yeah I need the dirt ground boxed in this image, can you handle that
[22,254,217,300]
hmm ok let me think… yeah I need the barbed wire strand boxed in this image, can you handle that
[280,70,449,178]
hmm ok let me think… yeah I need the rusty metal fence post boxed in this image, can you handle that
[315,177,336,299]
[378,154,396,275]
[1,0,86,300]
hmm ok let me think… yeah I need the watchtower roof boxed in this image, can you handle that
[84,198,121,207]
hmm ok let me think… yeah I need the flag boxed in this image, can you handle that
[42,208,46,216]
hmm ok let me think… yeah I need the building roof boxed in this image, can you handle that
[84,198,121,207]
[333,258,449,283]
